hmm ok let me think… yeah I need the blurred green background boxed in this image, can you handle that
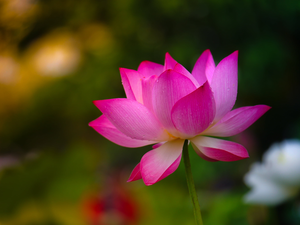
[0,0,300,224]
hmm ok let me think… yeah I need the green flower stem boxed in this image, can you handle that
[182,139,203,225]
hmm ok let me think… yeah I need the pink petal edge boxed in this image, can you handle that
[173,63,199,87]
[138,61,164,78]
[152,142,164,149]
[171,81,216,138]
[119,68,143,103]
[191,143,218,162]
[119,68,135,101]
[93,98,170,141]
[141,75,158,113]
[152,69,197,134]
[89,115,156,148]
[192,49,215,86]
[140,139,184,186]
[127,163,142,182]
[203,105,271,137]
[190,136,249,162]
[210,51,238,121]
[164,52,177,70]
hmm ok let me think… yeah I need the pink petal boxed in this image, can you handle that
[210,51,238,121]
[171,82,216,138]
[119,68,143,103]
[190,136,249,161]
[140,139,184,186]
[163,52,199,86]
[164,52,177,70]
[137,61,164,78]
[119,68,135,101]
[152,142,164,149]
[190,144,218,162]
[152,70,197,134]
[127,163,142,182]
[173,63,199,87]
[89,115,156,148]
[141,75,158,113]
[93,98,170,141]
[203,105,271,137]
[192,49,215,86]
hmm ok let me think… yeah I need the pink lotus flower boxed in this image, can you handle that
[89,50,270,186]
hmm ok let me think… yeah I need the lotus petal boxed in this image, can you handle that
[89,115,156,147]
[210,51,238,121]
[140,139,184,185]
[171,82,216,138]
[94,98,170,141]
[127,163,142,182]
[138,61,164,78]
[152,70,196,134]
[120,68,143,103]
[203,105,271,137]
[191,136,248,161]
[192,49,215,86]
